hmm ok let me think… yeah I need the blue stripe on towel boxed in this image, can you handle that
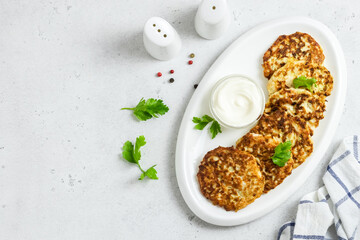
[354,135,359,162]
[328,150,351,168]
[293,234,324,239]
[277,222,295,240]
[335,219,342,231]
[335,185,360,209]
[349,227,357,240]
[327,165,360,208]
[325,194,330,200]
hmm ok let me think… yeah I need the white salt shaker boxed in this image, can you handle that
[143,17,182,61]
[195,0,231,40]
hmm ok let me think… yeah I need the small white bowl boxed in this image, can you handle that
[209,74,265,129]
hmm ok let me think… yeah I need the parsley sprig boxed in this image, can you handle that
[271,141,292,167]
[192,115,222,139]
[122,135,158,180]
[293,76,317,91]
[121,98,169,121]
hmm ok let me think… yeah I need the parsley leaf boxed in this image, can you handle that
[192,115,222,139]
[121,98,169,121]
[192,115,213,130]
[209,121,222,139]
[122,141,136,163]
[138,165,158,180]
[144,165,158,180]
[134,135,146,162]
[271,141,292,167]
[139,172,145,180]
[121,135,158,180]
[293,76,317,91]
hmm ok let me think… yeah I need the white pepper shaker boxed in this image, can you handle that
[195,0,231,40]
[143,17,182,61]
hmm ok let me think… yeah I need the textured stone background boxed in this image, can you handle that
[0,0,359,239]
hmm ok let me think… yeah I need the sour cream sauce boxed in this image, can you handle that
[210,75,264,128]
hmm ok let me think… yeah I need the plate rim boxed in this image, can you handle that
[175,16,347,226]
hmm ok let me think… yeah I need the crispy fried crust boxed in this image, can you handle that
[197,32,331,209]
[265,88,327,132]
[267,60,333,97]
[250,110,313,168]
[197,147,264,211]
[263,32,325,79]
[236,133,294,193]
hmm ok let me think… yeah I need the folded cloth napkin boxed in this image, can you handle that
[278,135,360,240]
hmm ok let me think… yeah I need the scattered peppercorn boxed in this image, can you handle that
[188,60,193,65]
[170,69,174,74]
[157,72,162,77]
[190,53,195,58]
[194,84,198,89]
[169,78,174,83]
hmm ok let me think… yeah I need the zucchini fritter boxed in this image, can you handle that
[250,110,313,169]
[265,88,327,133]
[267,60,333,97]
[263,32,325,79]
[236,133,294,193]
[197,147,264,211]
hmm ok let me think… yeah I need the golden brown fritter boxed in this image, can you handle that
[197,147,264,211]
[236,133,294,193]
[267,60,333,97]
[265,88,327,132]
[263,32,325,79]
[250,110,313,168]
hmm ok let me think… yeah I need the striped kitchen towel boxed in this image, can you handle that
[278,135,360,240]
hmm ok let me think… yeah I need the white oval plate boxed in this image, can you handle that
[175,17,347,226]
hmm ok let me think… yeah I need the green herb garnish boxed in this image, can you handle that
[192,115,222,139]
[122,135,158,180]
[121,98,169,121]
[293,76,317,91]
[271,141,292,167]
